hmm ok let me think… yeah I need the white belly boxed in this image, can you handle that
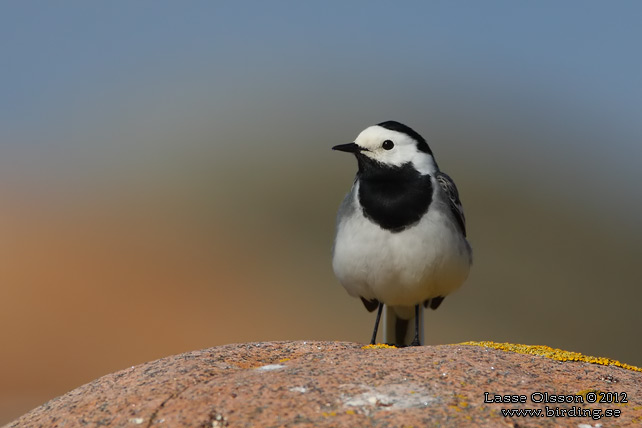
[332,194,471,307]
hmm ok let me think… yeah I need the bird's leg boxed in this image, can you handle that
[410,304,421,346]
[370,302,384,345]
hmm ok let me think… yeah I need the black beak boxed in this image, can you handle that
[332,142,363,153]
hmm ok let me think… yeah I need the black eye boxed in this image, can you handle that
[382,140,394,150]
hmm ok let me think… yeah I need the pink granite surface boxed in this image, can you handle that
[5,341,642,427]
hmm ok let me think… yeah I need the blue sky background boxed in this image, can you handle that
[2,1,642,423]
[2,2,642,213]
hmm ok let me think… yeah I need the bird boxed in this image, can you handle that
[331,120,472,346]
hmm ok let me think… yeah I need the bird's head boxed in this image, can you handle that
[333,121,438,175]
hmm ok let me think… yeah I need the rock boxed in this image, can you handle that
[5,341,642,427]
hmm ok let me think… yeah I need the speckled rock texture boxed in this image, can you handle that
[5,341,642,428]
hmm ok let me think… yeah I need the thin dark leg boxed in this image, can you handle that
[410,304,421,346]
[370,302,384,345]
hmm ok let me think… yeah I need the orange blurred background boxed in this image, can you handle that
[2,2,642,424]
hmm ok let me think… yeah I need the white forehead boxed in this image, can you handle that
[354,125,416,150]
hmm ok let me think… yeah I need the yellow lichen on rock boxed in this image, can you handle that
[576,389,602,400]
[361,343,398,349]
[461,341,642,373]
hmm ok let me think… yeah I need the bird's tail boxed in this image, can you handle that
[382,305,424,346]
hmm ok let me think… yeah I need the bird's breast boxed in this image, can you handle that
[357,165,433,232]
[332,187,471,306]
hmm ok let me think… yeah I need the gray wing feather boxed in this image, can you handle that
[436,172,467,237]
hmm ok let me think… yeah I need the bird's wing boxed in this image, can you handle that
[435,172,467,237]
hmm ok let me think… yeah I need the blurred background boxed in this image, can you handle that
[2,0,642,424]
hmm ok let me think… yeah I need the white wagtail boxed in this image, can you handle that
[332,121,472,346]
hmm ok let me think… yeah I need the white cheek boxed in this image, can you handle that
[370,146,437,175]
[387,148,411,165]
[411,154,438,175]
[369,145,413,166]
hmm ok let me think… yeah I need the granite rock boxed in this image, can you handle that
[5,341,642,427]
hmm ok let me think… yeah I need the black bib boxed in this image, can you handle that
[356,156,433,233]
